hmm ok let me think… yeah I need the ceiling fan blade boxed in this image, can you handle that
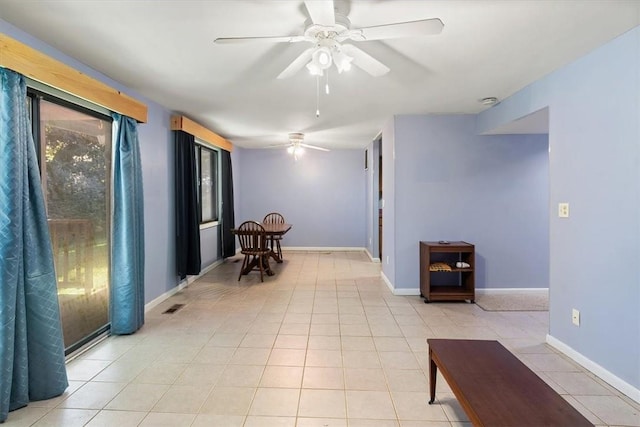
[265,143,292,149]
[277,47,315,79]
[300,143,330,152]
[214,35,308,44]
[355,18,444,41]
[304,0,335,26]
[340,44,390,77]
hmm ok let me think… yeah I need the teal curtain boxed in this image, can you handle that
[110,113,145,334]
[0,68,68,422]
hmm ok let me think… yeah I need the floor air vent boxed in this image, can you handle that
[163,303,185,314]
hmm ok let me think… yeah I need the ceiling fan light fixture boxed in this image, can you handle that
[333,49,353,73]
[288,144,304,160]
[307,46,333,75]
[288,132,304,144]
[313,47,333,68]
[306,61,324,76]
[317,49,332,67]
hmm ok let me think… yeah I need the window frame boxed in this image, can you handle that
[195,141,220,228]
[27,87,112,167]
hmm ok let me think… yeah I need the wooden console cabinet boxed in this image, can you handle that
[420,241,475,303]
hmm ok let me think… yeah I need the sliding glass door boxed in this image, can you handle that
[32,95,112,352]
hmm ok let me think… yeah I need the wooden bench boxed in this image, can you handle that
[427,339,593,426]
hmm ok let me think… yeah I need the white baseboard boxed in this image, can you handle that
[197,259,223,277]
[282,246,365,252]
[364,248,381,263]
[144,259,223,313]
[380,278,548,298]
[381,271,394,293]
[144,282,189,313]
[380,271,420,296]
[394,287,421,296]
[476,288,548,295]
[546,334,640,403]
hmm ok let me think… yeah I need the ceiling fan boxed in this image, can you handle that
[214,0,444,79]
[268,133,330,160]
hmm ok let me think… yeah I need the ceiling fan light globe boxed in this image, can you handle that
[306,61,324,76]
[318,51,331,66]
[287,146,295,154]
[311,47,333,70]
[333,50,353,73]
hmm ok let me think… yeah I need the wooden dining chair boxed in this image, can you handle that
[236,221,271,282]
[263,212,285,260]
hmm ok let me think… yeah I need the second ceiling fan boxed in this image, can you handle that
[268,133,329,160]
[214,0,444,79]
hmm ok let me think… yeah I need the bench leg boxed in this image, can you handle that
[429,348,437,404]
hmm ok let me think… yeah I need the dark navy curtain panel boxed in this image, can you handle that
[0,68,68,422]
[175,130,201,279]
[221,149,236,258]
[110,113,145,335]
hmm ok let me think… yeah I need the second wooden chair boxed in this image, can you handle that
[263,212,285,261]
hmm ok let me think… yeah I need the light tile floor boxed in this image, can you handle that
[6,251,640,426]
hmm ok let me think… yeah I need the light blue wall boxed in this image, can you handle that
[0,19,180,303]
[138,104,176,299]
[236,148,366,247]
[388,115,549,291]
[478,27,640,391]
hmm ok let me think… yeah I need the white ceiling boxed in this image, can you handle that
[1,1,638,149]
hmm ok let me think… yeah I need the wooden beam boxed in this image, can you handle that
[0,33,147,123]
[171,115,233,152]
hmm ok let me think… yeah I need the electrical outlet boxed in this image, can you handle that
[572,309,580,326]
[386,256,390,264]
[559,203,570,218]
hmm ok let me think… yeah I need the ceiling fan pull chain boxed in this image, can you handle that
[316,75,320,118]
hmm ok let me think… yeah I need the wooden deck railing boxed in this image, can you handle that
[48,219,94,293]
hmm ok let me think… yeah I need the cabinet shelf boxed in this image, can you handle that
[420,241,475,303]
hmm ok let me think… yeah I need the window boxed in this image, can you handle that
[27,89,112,353]
[196,144,219,224]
